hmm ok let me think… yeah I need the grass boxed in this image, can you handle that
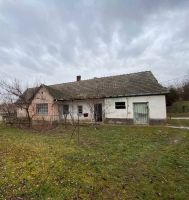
[0,124,189,199]
[167,112,189,117]
[167,101,189,117]
[167,119,189,127]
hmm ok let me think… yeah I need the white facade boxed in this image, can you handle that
[61,95,166,123]
[61,99,104,122]
[104,95,166,120]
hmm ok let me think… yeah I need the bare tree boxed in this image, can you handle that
[70,112,81,144]
[0,79,39,127]
[87,100,99,126]
[0,94,16,124]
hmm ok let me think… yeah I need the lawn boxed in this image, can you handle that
[0,124,189,200]
[167,119,189,127]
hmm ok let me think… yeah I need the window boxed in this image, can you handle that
[63,105,69,114]
[78,105,83,114]
[115,102,126,109]
[36,103,48,115]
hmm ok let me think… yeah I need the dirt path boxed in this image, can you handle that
[170,117,189,120]
[167,125,189,130]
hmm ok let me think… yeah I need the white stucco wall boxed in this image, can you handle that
[61,99,104,122]
[17,87,167,123]
[104,97,128,119]
[105,95,166,119]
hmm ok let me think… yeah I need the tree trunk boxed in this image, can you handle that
[26,108,31,128]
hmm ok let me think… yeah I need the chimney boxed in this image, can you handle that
[76,75,81,81]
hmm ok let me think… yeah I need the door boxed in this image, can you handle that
[94,104,102,122]
[133,103,149,124]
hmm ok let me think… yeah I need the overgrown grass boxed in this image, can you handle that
[0,125,189,199]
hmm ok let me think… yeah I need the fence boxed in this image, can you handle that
[1,113,100,131]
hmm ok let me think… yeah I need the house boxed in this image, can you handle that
[0,103,16,121]
[17,71,168,124]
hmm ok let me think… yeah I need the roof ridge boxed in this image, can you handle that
[49,70,152,87]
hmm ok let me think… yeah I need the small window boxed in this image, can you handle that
[36,103,48,115]
[63,105,69,114]
[78,105,83,114]
[115,102,126,109]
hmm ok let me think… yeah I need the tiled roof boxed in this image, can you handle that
[23,71,168,102]
[49,71,168,100]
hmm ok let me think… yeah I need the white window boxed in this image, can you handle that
[115,102,126,109]
[78,105,83,114]
[63,105,69,114]
[36,103,48,115]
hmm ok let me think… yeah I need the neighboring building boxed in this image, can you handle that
[17,71,168,124]
[0,103,16,121]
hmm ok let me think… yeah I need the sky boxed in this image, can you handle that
[0,0,188,87]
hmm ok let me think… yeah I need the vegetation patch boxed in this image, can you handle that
[167,101,189,117]
[167,119,189,127]
[0,125,189,199]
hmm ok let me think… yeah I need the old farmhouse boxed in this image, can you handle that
[17,71,168,124]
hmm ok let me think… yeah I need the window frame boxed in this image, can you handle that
[63,104,69,115]
[78,105,83,115]
[36,103,48,115]
[115,102,126,109]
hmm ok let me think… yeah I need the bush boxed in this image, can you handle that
[166,88,179,106]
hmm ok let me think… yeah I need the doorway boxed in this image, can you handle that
[133,103,149,124]
[94,104,102,122]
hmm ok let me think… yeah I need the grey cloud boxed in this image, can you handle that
[0,0,188,86]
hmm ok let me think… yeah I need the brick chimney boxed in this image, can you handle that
[76,75,81,81]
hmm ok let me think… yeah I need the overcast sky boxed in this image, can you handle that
[0,0,188,86]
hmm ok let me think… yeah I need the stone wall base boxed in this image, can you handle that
[104,118,166,125]
[149,119,166,125]
[31,118,166,125]
[104,118,134,125]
